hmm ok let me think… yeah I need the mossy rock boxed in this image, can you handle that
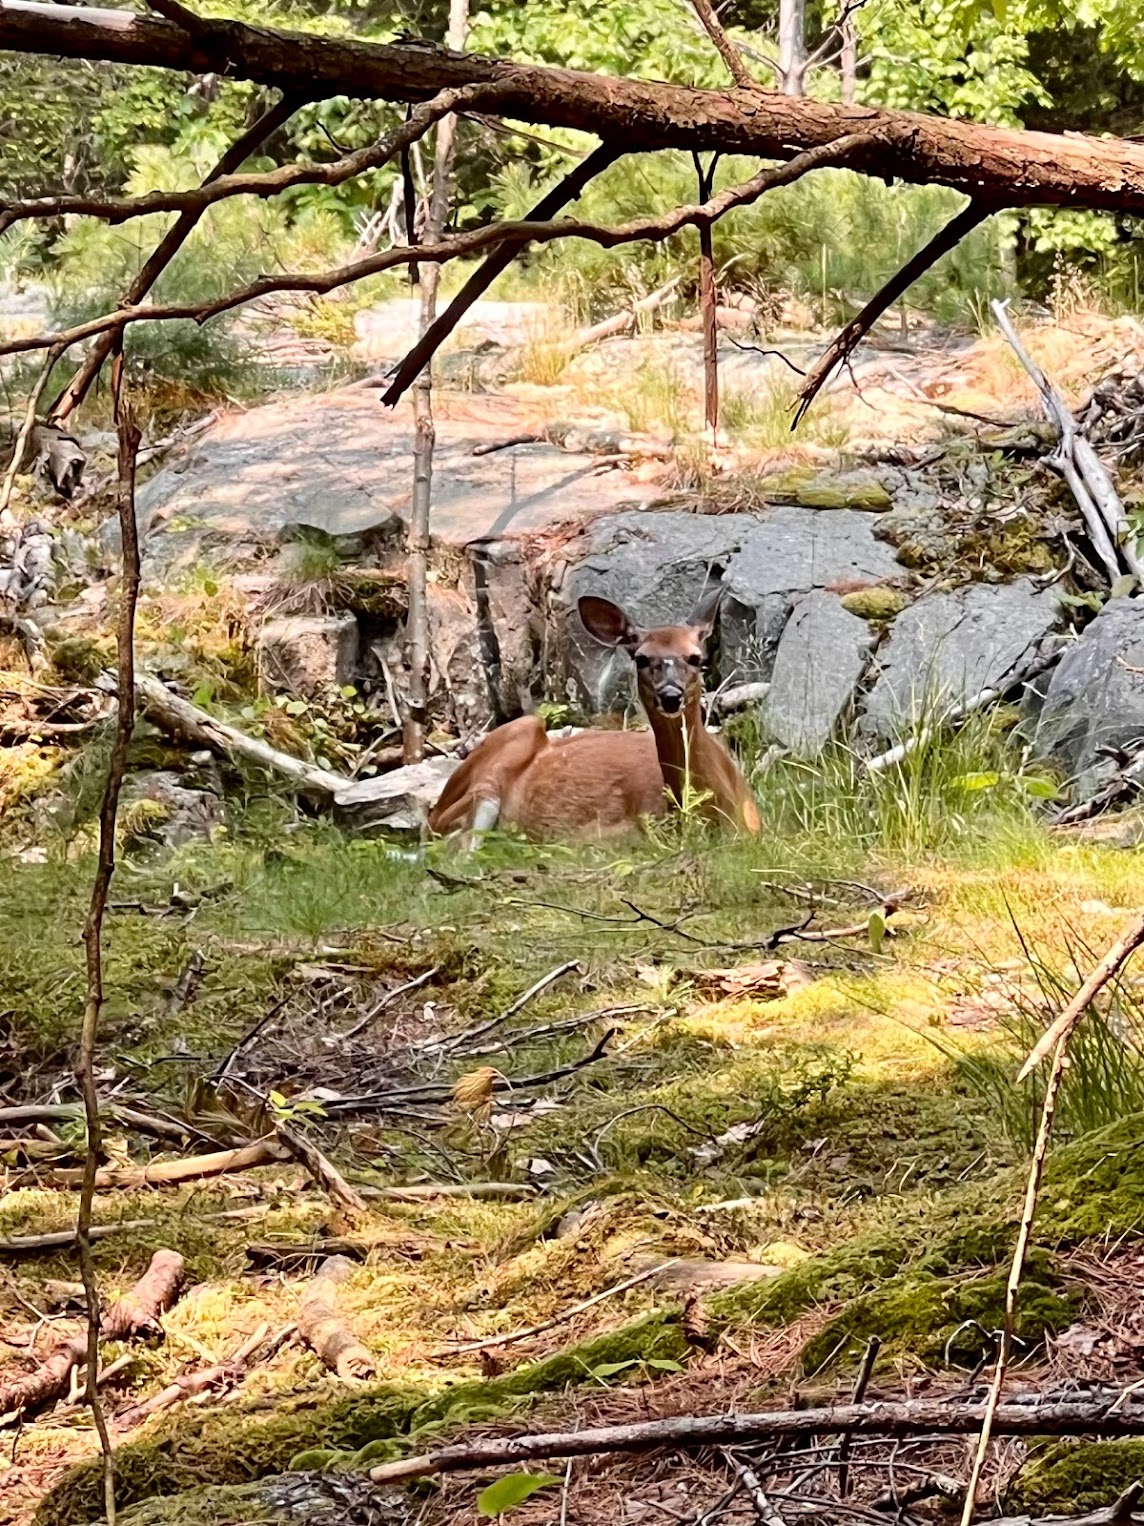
[334,569,407,620]
[799,1251,1074,1373]
[840,588,908,621]
[1008,1440,1144,1513]
[757,468,892,513]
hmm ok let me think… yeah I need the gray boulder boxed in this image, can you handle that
[762,591,874,755]
[258,614,359,695]
[1032,598,1144,796]
[860,578,1063,742]
[333,757,457,834]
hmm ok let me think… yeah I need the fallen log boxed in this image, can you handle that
[98,671,348,796]
[297,1255,376,1380]
[369,1392,1144,1483]
[0,1250,184,1422]
[0,1101,191,1144]
[27,1136,291,1190]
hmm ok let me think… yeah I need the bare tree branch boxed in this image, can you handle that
[690,0,755,88]
[0,342,66,516]
[1,85,500,236]
[381,140,621,406]
[792,197,989,424]
[47,92,305,424]
[0,135,875,361]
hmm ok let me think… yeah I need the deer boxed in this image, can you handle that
[427,588,760,842]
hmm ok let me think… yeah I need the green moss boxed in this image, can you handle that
[37,1314,685,1525]
[46,632,115,685]
[840,588,908,621]
[799,1251,1073,1373]
[1008,1441,1144,1513]
[757,468,891,512]
[1039,1111,1144,1240]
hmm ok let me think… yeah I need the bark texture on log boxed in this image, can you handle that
[0,1250,184,1420]
[6,2,1144,214]
[297,1255,376,1380]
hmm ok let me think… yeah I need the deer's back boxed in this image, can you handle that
[503,729,665,840]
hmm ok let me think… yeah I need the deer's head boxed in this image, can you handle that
[578,588,722,720]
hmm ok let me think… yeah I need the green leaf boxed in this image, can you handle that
[1019,776,1059,800]
[476,1473,562,1517]
[644,1357,684,1372]
[285,699,308,716]
[201,576,219,596]
[589,1359,638,1379]
[867,908,886,954]
[268,1090,287,1109]
[953,771,1001,791]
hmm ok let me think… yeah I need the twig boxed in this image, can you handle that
[116,1321,279,1428]
[433,960,582,1054]
[0,1220,156,1254]
[357,1180,536,1202]
[34,1136,292,1190]
[368,1391,1144,1483]
[837,1335,880,1496]
[727,1455,786,1526]
[73,354,140,1526]
[338,965,442,1041]
[0,137,875,360]
[793,199,990,425]
[381,141,621,405]
[689,0,754,88]
[434,1259,676,1356]
[959,913,1144,1526]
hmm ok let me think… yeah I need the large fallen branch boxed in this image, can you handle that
[0,1250,184,1422]
[99,671,349,796]
[7,3,1144,215]
[368,1391,1144,1483]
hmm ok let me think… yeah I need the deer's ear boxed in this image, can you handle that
[578,596,642,653]
[690,584,724,642]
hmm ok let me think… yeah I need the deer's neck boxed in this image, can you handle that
[646,699,711,805]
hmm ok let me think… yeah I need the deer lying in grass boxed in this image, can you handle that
[427,590,760,841]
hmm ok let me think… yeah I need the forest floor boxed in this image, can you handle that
[5,798,1144,1526]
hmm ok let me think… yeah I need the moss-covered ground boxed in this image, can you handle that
[5,783,1144,1526]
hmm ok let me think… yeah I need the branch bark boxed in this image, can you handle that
[297,1255,375,1379]
[380,141,621,407]
[0,136,873,360]
[35,1136,292,1190]
[689,0,754,88]
[7,3,1144,213]
[369,1391,1144,1484]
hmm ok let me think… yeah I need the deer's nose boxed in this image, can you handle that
[657,685,684,714]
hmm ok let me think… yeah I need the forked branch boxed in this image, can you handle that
[689,0,755,88]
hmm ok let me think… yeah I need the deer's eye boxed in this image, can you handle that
[635,654,651,670]
[686,653,702,667]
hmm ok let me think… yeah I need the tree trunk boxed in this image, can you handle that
[778,0,807,95]
[8,4,1144,214]
[840,1,857,104]
[403,0,469,764]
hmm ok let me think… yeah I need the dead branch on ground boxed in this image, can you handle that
[32,1136,292,1190]
[297,1255,376,1380]
[276,1121,368,1214]
[990,297,1142,585]
[117,1321,296,1429]
[369,1389,1144,1483]
[0,1250,184,1424]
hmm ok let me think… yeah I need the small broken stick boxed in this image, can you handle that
[117,1321,296,1428]
[297,1255,376,1380]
